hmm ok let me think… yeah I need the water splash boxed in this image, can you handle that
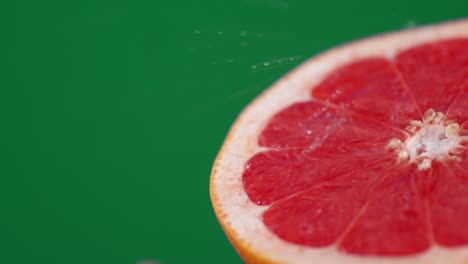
[250,55,303,72]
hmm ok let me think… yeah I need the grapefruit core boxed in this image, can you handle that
[210,19,468,264]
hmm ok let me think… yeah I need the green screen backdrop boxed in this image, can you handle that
[1,0,466,263]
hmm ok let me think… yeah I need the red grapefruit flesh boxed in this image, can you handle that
[211,20,468,264]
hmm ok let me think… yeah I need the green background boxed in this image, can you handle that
[1,0,466,263]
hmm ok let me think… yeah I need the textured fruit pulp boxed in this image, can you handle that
[242,39,468,256]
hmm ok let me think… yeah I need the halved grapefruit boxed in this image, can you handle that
[210,19,468,264]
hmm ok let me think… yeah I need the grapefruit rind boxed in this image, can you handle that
[210,19,468,264]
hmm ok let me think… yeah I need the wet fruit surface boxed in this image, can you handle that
[242,38,468,255]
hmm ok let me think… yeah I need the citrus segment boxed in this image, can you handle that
[395,39,468,113]
[246,101,405,205]
[243,145,399,206]
[260,158,412,250]
[446,84,468,123]
[263,185,366,247]
[258,101,403,149]
[430,161,468,246]
[311,58,420,128]
[339,171,430,255]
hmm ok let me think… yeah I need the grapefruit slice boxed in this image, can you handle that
[210,19,468,264]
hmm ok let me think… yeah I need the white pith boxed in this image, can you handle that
[210,19,468,264]
[387,109,467,170]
